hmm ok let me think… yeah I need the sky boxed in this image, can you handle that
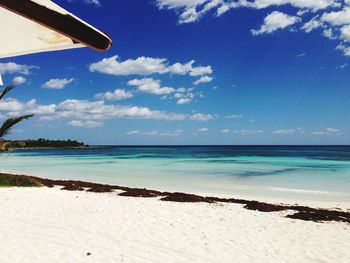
[0,0,349,145]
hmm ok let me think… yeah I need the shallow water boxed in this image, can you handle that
[1,146,349,201]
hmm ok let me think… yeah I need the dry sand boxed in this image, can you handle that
[0,187,349,263]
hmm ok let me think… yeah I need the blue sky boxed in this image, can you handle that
[0,0,349,145]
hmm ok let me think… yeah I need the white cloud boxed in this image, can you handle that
[95,89,134,101]
[165,60,212,76]
[12,76,27,85]
[56,99,187,121]
[67,0,100,6]
[247,0,339,11]
[221,128,230,133]
[173,91,195,105]
[68,120,102,128]
[155,1,350,57]
[174,93,182,99]
[296,52,306,57]
[42,78,74,89]
[139,130,158,136]
[84,0,100,5]
[312,128,341,135]
[177,97,192,104]
[156,0,338,24]
[338,62,348,69]
[197,127,208,132]
[159,129,183,136]
[340,24,350,41]
[194,75,213,85]
[156,0,219,24]
[252,11,301,35]
[156,0,206,11]
[300,6,350,55]
[0,98,56,116]
[301,16,322,33]
[0,97,214,128]
[336,43,350,56]
[188,64,213,76]
[323,28,336,39]
[177,87,187,93]
[95,80,197,105]
[0,62,37,75]
[321,7,350,26]
[272,128,304,135]
[90,56,166,76]
[232,129,263,135]
[126,129,183,136]
[128,78,175,95]
[126,130,140,135]
[296,9,309,16]
[189,113,214,121]
[89,55,212,77]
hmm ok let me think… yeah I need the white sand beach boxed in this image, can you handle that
[1,0,349,262]
[0,187,349,263]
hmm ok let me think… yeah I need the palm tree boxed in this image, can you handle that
[0,86,34,141]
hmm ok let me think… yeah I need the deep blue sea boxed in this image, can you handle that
[1,146,349,201]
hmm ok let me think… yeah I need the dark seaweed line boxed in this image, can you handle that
[1,173,349,224]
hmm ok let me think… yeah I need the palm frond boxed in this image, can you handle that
[0,86,15,101]
[0,114,34,139]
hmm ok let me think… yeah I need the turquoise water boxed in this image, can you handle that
[1,146,349,201]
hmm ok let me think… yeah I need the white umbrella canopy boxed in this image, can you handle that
[0,0,112,84]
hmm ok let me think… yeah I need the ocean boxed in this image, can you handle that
[1,146,349,201]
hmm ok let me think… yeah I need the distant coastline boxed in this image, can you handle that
[3,143,348,149]
[0,138,91,150]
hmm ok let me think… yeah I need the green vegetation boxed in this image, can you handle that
[1,138,87,149]
[0,86,34,144]
[0,173,42,187]
[0,86,86,151]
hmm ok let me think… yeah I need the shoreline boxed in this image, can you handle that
[1,173,350,262]
[1,172,349,224]
[6,146,110,150]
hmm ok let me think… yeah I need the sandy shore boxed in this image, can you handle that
[0,186,349,263]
